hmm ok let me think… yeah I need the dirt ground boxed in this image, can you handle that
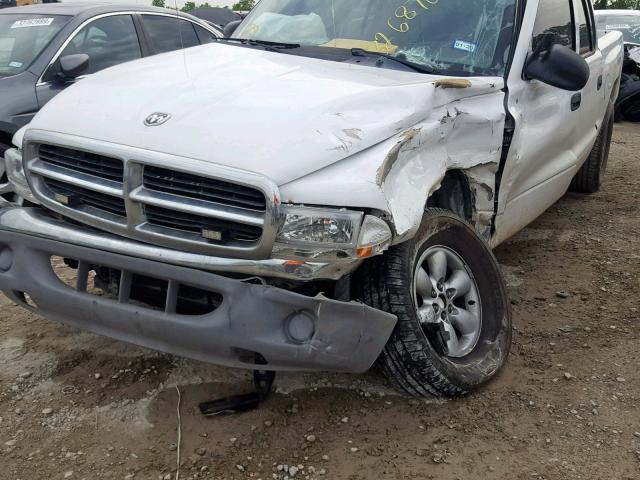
[0,123,639,480]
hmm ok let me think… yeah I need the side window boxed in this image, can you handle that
[575,0,594,54]
[532,0,574,52]
[56,15,141,76]
[194,24,218,44]
[141,15,200,54]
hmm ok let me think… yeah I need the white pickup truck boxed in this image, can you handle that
[0,0,623,397]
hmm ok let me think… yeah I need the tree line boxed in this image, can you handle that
[593,0,640,8]
[151,0,255,11]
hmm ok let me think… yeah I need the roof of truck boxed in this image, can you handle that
[1,3,188,16]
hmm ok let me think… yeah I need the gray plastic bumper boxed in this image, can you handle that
[0,228,396,373]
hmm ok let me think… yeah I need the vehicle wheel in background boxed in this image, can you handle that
[570,103,614,194]
[622,100,640,123]
[358,209,512,398]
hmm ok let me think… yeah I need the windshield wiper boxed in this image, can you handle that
[214,37,300,50]
[350,48,438,75]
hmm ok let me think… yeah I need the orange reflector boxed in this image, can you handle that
[285,260,306,266]
[356,246,374,258]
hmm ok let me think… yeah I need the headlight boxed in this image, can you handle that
[4,148,38,205]
[274,206,392,261]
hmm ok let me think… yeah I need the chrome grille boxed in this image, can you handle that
[43,178,127,218]
[24,137,279,259]
[144,166,267,212]
[39,144,124,182]
[145,205,262,243]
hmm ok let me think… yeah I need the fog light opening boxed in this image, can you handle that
[286,310,316,344]
[0,245,13,273]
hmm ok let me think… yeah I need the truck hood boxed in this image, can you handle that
[29,43,487,185]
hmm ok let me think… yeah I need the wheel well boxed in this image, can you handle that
[427,170,474,224]
[0,130,13,151]
[610,77,620,103]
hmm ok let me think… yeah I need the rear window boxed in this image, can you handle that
[0,14,70,76]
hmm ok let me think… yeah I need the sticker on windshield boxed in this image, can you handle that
[8,61,23,68]
[452,40,477,54]
[11,18,54,29]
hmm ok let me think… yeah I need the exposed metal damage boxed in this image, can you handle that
[381,83,504,241]
[282,77,505,243]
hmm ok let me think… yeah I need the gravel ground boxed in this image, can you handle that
[0,122,638,480]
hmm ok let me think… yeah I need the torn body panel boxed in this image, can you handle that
[280,78,505,241]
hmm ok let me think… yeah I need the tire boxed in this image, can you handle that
[622,99,640,123]
[570,103,614,194]
[357,209,512,397]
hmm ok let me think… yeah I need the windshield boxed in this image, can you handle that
[596,14,640,44]
[233,0,517,76]
[0,14,70,77]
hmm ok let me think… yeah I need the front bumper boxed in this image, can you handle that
[0,215,396,373]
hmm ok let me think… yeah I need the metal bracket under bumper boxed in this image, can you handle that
[0,229,396,373]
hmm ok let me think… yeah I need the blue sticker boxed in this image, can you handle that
[452,40,477,54]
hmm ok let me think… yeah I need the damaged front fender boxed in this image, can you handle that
[280,77,506,242]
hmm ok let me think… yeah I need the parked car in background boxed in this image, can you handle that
[595,9,640,121]
[0,2,222,157]
[596,9,640,45]
[190,6,242,30]
[1,0,61,9]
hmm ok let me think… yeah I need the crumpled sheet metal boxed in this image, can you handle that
[281,77,505,241]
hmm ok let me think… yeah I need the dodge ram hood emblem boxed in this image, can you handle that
[144,112,171,127]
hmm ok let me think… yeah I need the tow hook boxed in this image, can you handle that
[198,370,276,416]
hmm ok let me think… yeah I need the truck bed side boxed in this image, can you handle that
[598,30,625,103]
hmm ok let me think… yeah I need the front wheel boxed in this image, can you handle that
[358,209,512,397]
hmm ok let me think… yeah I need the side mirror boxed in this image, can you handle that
[56,54,90,82]
[224,20,241,38]
[524,43,589,91]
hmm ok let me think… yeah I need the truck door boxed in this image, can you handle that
[572,0,605,166]
[494,0,582,245]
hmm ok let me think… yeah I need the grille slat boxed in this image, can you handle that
[44,178,126,217]
[144,166,267,212]
[145,205,262,243]
[39,145,124,182]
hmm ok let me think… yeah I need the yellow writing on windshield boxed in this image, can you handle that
[245,23,261,35]
[375,0,440,52]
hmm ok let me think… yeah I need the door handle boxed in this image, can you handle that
[571,93,582,111]
[597,75,603,90]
